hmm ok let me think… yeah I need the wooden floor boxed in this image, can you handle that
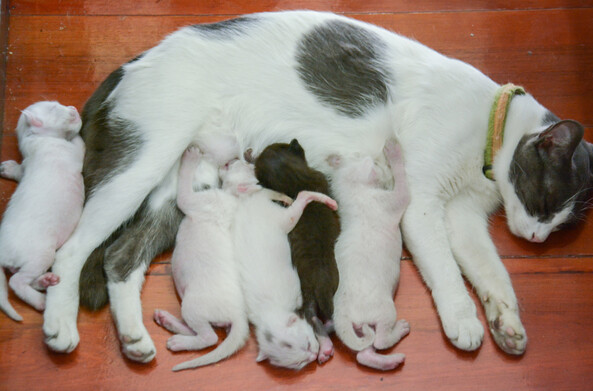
[1,1,592,390]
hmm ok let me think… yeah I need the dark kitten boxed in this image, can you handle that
[254,139,340,363]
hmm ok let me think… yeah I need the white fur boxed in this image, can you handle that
[44,10,556,356]
[234,181,337,369]
[0,101,84,321]
[155,147,249,371]
[330,140,410,370]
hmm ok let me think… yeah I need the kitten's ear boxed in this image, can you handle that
[256,351,268,362]
[289,139,305,157]
[537,120,584,166]
[286,314,298,327]
[327,154,342,168]
[23,111,44,129]
[244,149,255,163]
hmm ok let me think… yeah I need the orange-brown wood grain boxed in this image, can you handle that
[1,1,592,390]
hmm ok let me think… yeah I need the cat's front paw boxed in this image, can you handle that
[437,294,484,351]
[43,305,80,353]
[484,298,527,355]
[119,326,156,363]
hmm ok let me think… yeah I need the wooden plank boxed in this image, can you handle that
[1,259,592,391]
[7,0,593,16]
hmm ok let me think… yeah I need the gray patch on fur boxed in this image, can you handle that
[296,20,391,117]
[542,111,560,125]
[104,199,182,282]
[80,63,145,196]
[190,16,258,38]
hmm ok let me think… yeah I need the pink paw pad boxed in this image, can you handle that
[38,273,60,288]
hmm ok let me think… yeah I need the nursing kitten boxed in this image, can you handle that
[254,139,340,364]
[48,11,592,361]
[329,139,410,371]
[153,147,251,371]
[234,163,338,369]
[0,101,84,321]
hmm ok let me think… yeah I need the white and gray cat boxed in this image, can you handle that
[42,11,592,362]
[0,101,84,321]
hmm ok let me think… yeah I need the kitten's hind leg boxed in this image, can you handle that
[356,347,405,371]
[446,193,526,355]
[153,309,196,336]
[374,318,410,350]
[303,302,334,364]
[9,268,48,311]
[31,272,60,290]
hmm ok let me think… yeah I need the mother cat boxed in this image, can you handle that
[42,10,592,362]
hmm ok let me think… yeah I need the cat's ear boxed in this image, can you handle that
[256,350,268,362]
[327,154,342,168]
[286,314,298,327]
[289,139,305,157]
[536,120,584,166]
[22,111,44,130]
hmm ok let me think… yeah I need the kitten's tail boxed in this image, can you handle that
[0,267,23,322]
[78,245,108,311]
[334,314,375,351]
[172,315,250,371]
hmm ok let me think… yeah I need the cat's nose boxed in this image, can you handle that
[529,233,545,243]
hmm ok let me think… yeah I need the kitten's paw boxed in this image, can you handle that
[317,335,334,364]
[373,319,410,350]
[0,160,20,180]
[183,146,202,162]
[35,273,60,290]
[356,347,405,371]
[43,309,80,353]
[167,334,218,352]
[485,298,527,355]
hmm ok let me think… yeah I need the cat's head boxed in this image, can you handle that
[219,158,261,196]
[254,139,309,197]
[17,101,82,143]
[500,118,592,242]
[255,313,319,370]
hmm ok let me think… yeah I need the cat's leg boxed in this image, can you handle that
[103,198,182,362]
[302,302,333,364]
[167,298,218,352]
[402,196,484,351]
[355,347,405,371]
[445,193,527,355]
[0,160,23,181]
[281,191,338,233]
[9,269,47,311]
[43,134,189,355]
[153,309,196,336]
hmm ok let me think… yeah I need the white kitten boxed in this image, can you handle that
[0,101,84,321]
[154,147,250,371]
[330,139,410,371]
[234,167,338,369]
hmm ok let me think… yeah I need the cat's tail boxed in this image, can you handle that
[172,315,250,372]
[78,245,108,311]
[334,313,375,352]
[0,267,23,322]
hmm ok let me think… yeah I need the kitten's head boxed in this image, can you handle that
[254,139,309,197]
[219,158,261,196]
[501,118,593,242]
[17,101,82,143]
[255,313,319,370]
[192,155,220,191]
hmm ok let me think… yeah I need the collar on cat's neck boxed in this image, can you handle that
[483,83,526,181]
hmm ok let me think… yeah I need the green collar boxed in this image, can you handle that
[483,83,526,181]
